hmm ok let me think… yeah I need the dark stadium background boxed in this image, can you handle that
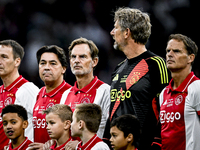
[0,0,199,88]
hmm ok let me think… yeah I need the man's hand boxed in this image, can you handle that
[28,142,44,150]
[65,140,79,150]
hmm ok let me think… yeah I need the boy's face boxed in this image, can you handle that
[71,110,81,137]
[2,113,27,140]
[46,112,67,139]
[110,126,130,150]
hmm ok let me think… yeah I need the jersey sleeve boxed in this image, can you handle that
[94,83,111,138]
[60,87,72,104]
[15,82,39,142]
[187,80,200,115]
[159,88,166,107]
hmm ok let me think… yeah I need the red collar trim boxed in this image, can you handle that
[77,134,101,150]
[167,72,195,93]
[8,137,28,150]
[42,80,67,97]
[50,137,72,150]
[1,75,24,93]
[72,76,99,94]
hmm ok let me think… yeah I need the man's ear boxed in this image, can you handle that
[22,120,28,130]
[64,120,71,130]
[188,54,195,64]
[92,57,98,68]
[124,28,131,39]
[14,57,21,68]
[62,66,67,74]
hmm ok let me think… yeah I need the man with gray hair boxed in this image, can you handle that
[104,7,170,150]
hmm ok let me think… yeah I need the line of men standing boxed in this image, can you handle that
[0,6,200,150]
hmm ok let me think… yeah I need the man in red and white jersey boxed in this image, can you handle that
[0,40,39,149]
[29,45,71,150]
[60,38,110,139]
[159,34,200,150]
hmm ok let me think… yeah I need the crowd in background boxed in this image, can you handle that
[0,0,199,87]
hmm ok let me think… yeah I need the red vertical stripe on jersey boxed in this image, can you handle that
[126,59,149,90]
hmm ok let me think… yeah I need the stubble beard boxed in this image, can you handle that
[71,62,93,76]
[113,42,121,51]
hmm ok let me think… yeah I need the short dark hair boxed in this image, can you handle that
[75,103,102,133]
[1,104,28,121]
[168,34,198,57]
[110,114,141,147]
[36,45,68,68]
[0,39,24,60]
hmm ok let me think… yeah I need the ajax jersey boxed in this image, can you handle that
[60,76,110,138]
[0,76,39,149]
[33,81,71,143]
[160,72,200,150]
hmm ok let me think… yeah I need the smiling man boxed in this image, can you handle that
[159,34,200,150]
[0,40,39,149]
[29,45,71,150]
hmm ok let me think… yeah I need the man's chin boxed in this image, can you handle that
[113,44,122,51]
[72,71,84,76]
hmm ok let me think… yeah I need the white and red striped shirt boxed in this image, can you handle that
[60,76,110,138]
[0,76,39,149]
[33,81,71,143]
[49,137,73,150]
[160,72,200,150]
[7,137,32,150]
[76,134,109,150]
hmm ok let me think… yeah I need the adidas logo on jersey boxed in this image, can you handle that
[112,74,119,81]
[34,106,39,111]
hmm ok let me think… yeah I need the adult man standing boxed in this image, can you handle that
[60,37,110,138]
[0,40,39,149]
[104,8,169,150]
[29,45,71,149]
[159,34,200,150]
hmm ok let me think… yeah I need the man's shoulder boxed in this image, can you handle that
[95,77,110,88]
[18,82,39,92]
[188,79,200,93]
[145,51,166,65]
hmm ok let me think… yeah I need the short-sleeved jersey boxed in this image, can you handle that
[105,51,169,150]
[6,137,32,150]
[60,76,110,138]
[33,81,71,143]
[49,137,73,150]
[76,134,109,150]
[0,76,39,149]
[159,72,200,150]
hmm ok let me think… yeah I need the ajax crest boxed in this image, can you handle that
[175,95,183,105]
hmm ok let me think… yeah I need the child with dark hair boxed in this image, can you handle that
[1,104,32,150]
[110,114,141,150]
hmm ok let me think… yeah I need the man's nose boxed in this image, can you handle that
[110,28,114,36]
[44,63,50,69]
